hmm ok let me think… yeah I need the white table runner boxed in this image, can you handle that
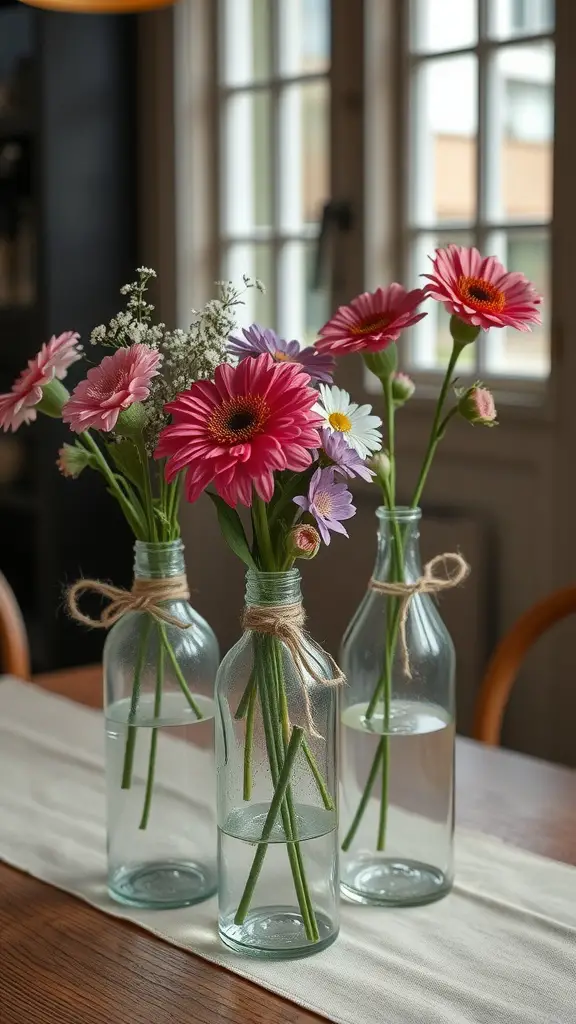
[1,678,575,1024]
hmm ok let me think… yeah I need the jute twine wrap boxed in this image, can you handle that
[67,576,191,630]
[369,552,470,679]
[242,602,345,737]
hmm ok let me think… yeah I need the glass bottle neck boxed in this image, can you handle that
[373,507,422,584]
[245,569,302,607]
[134,540,186,580]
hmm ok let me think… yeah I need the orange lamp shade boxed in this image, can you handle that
[19,0,176,11]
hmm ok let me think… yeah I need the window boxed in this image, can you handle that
[405,0,554,382]
[218,0,331,342]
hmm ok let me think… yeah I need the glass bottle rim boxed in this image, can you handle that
[246,568,301,583]
[376,506,422,523]
[134,539,184,554]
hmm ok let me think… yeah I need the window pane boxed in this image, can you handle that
[220,0,271,86]
[488,0,554,40]
[222,91,272,234]
[485,42,553,222]
[483,230,550,377]
[224,244,275,327]
[410,55,477,226]
[278,242,329,343]
[279,81,329,232]
[278,0,330,76]
[410,0,477,53]
[408,232,476,371]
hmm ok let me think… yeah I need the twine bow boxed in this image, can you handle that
[369,552,470,678]
[67,576,191,630]
[242,602,345,737]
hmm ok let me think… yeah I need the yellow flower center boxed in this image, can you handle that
[328,411,352,432]
[273,351,291,362]
[458,275,506,313]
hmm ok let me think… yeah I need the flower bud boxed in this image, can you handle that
[287,525,321,560]
[368,450,391,488]
[56,442,94,479]
[116,401,147,438]
[37,378,70,418]
[450,315,481,349]
[363,343,398,381]
[390,371,415,407]
[458,385,497,426]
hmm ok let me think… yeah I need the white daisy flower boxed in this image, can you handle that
[315,384,382,459]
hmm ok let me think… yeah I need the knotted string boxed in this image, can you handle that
[67,576,191,630]
[368,552,470,678]
[242,602,345,737]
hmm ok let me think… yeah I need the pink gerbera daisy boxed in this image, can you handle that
[37,331,83,379]
[315,284,428,355]
[423,245,541,331]
[0,330,82,433]
[155,353,323,508]
[63,343,161,433]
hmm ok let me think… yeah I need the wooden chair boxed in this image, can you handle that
[0,571,31,680]
[473,586,576,745]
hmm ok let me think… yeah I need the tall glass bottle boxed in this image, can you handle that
[340,508,455,906]
[104,540,219,909]
[216,569,339,959]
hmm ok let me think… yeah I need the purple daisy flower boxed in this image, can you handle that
[320,427,375,483]
[293,467,356,545]
[228,324,335,384]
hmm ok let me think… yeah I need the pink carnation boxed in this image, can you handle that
[423,245,541,331]
[0,330,82,433]
[63,343,161,433]
[155,353,323,508]
[315,284,427,355]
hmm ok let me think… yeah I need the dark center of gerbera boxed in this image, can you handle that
[458,275,506,313]
[207,394,270,445]
[350,314,391,336]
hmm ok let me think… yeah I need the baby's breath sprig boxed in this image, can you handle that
[90,268,165,351]
[142,277,261,453]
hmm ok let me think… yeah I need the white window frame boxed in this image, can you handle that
[366,0,555,407]
[215,0,332,342]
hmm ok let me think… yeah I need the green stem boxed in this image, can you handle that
[341,737,385,852]
[273,639,334,812]
[136,441,157,541]
[139,630,164,829]
[383,375,396,503]
[121,615,152,790]
[234,637,317,940]
[252,494,276,570]
[410,345,461,509]
[235,726,305,924]
[377,636,393,851]
[235,671,256,719]
[81,432,147,539]
[158,624,204,719]
[242,679,257,800]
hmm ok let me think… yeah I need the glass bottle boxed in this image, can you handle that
[216,569,339,959]
[340,507,455,906]
[104,540,219,909]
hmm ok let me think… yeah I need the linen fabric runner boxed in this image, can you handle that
[1,678,574,1024]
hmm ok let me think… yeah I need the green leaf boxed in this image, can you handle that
[207,492,257,570]
[106,440,144,490]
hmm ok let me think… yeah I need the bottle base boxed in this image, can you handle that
[219,905,338,960]
[341,857,452,907]
[108,858,217,909]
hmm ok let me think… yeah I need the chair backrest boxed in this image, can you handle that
[472,586,576,745]
[0,571,30,680]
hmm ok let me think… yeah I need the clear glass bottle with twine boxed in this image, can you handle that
[70,540,219,909]
[216,569,340,959]
[339,507,467,907]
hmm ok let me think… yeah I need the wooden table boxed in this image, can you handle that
[3,666,576,1024]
